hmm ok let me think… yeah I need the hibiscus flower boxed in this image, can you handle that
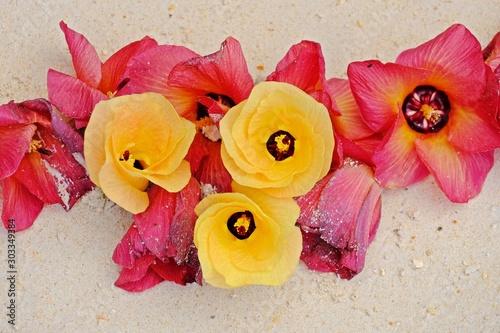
[0,99,93,231]
[348,24,500,202]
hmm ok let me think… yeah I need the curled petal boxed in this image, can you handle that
[1,177,44,231]
[0,124,36,179]
[483,32,500,72]
[114,254,164,292]
[373,112,429,188]
[415,135,495,203]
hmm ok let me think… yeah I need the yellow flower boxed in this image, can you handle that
[194,182,302,288]
[220,81,334,198]
[84,92,195,214]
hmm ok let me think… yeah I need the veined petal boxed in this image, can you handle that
[483,32,500,72]
[373,112,429,188]
[415,135,495,203]
[0,124,36,179]
[168,37,254,104]
[98,36,158,94]
[396,24,486,103]
[347,60,430,132]
[150,258,197,286]
[47,69,108,124]
[0,99,51,127]
[59,21,102,87]
[326,78,376,140]
[114,255,164,292]
[1,177,44,231]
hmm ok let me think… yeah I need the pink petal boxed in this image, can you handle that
[1,176,44,231]
[326,78,376,140]
[373,112,429,188]
[133,184,177,260]
[194,142,232,194]
[415,136,495,203]
[114,255,164,292]
[396,24,486,104]
[119,44,199,97]
[168,37,254,104]
[47,69,108,125]
[483,32,500,72]
[0,124,36,179]
[98,36,158,95]
[59,21,102,88]
[0,99,51,127]
[347,60,430,132]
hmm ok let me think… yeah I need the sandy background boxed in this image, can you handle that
[1,0,499,332]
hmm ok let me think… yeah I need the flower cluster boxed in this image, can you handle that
[1,22,499,291]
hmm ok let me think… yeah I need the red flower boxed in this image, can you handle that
[483,32,500,128]
[348,24,500,202]
[0,99,93,231]
[112,178,202,292]
[47,21,157,128]
[296,162,382,279]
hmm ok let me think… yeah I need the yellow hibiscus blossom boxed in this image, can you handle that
[194,182,302,288]
[220,81,334,198]
[84,92,195,214]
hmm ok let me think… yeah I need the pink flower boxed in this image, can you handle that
[483,32,500,128]
[47,21,157,128]
[113,178,202,292]
[348,24,500,202]
[296,162,382,279]
[0,99,93,231]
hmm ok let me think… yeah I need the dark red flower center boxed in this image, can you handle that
[119,150,144,170]
[227,210,256,240]
[402,85,451,134]
[197,93,235,120]
[267,130,295,161]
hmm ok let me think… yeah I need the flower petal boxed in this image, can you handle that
[415,135,495,203]
[47,69,108,125]
[114,255,164,292]
[98,36,158,94]
[150,258,197,286]
[1,176,44,231]
[59,21,102,88]
[483,32,500,72]
[396,24,486,103]
[0,124,36,179]
[347,60,430,132]
[373,112,429,188]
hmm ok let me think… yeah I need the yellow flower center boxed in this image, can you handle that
[227,210,256,240]
[420,104,442,123]
[29,139,43,153]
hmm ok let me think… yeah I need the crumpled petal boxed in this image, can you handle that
[0,124,36,179]
[415,135,495,203]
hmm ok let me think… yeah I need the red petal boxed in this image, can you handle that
[415,135,495,203]
[168,37,254,104]
[326,78,376,140]
[1,177,44,231]
[12,153,62,205]
[483,32,500,72]
[47,69,107,125]
[347,60,430,132]
[98,36,158,94]
[112,223,146,269]
[185,132,210,174]
[396,24,486,104]
[150,259,196,286]
[373,113,429,188]
[134,184,178,260]
[59,21,102,87]
[0,99,51,127]
[0,124,36,179]
[114,255,164,292]
[194,141,232,194]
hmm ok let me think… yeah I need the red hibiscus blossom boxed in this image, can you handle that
[0,99,94,231]
[348,24,500,202]
[113,178,202,292]
[47,21,157,129]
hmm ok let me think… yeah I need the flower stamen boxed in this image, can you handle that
[119,150,143,170]
[266,130,295,161]
[227,210,256,240]
[402,85,451,134]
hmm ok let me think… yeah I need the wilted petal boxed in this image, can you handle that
[1,176,44,231]
[114,255,164,292]
[59,21,102,88]
[347,60,430,132]
[415,135,495,203]
[150,255,197,286]
[373,112,429,188]
[47,69,107,126]
[0,124,36,179]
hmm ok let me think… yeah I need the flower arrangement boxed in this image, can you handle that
[1,22,499,291]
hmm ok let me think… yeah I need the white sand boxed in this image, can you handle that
[1,1,499,332]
